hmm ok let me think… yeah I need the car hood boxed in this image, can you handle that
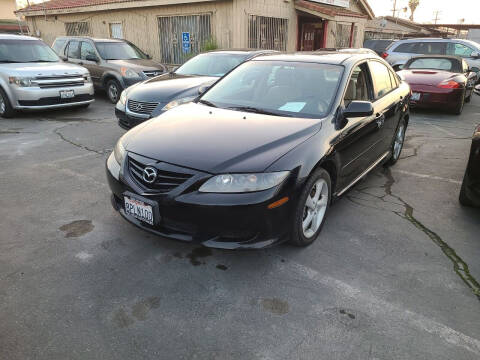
[106,59,165,71]
[398,69,460,86]
[2,62,88,76]
[123,103,321,173]
[126,73,218,103]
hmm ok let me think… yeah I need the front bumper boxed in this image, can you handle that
[115,107,149,129]
[105,153,293,249]
[11,83,95,110]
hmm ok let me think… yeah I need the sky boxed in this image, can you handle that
[14,0,480,24]
[368,0,480,24]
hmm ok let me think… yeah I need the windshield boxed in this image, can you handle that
[175,53,248,77]
[200,61,344,118]
[406,58,456,71]
[95,41,148,60]
[0,39,59,63]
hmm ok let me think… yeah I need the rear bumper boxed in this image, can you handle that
[105,153,293,249]
[409,87,464,109]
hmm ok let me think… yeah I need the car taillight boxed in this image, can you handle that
[438,80,461,89]
[381,52,389,59]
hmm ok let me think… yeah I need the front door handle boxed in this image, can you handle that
[375,113,385,128]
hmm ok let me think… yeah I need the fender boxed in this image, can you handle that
[0,78,15,107]
[101,71,125,89]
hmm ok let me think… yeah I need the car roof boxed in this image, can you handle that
[205,49,278,55]
[408,55,463,61]
[253,52,379,65]
[55,36,125,43]
[0,34,40,41]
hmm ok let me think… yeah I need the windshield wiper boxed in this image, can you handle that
[198,99,217,108]
[227,106,289,117]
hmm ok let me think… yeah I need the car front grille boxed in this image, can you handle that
[127,156,194,193]
[18,94,94,106]
[143,70,163,77]
[32,75,86,89]
[127,99,158,115]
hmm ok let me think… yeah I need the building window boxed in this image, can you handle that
[248,15,288,51]
[157,14,211,65]
[335,23,357,48]
[64,22,90,36]
[109,23,123,39]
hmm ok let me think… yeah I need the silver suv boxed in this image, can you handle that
[53,37,166,103]
[383,38,480,73]
[0,34,94,118]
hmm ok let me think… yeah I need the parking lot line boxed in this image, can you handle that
[392,169,462,185]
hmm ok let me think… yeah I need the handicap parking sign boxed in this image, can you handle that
[182,32,191,53]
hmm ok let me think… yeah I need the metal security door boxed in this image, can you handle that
[158,14,211,65]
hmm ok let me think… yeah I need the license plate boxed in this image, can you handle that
[411,92,421,101]
[124,196,154,225]
[60,90,75,99]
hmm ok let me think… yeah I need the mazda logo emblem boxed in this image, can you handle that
[142,166,157,184]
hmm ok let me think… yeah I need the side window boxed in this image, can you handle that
[344,64,371,106]
[368,61,394,100]
[67,40,81,59]
[447,43,474,58]
[414,42,444,55]
[389,69,399,88]
[80,41,96,60]
[52,39,66,55]
[393,42,415,53]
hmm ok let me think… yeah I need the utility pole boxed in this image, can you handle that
[433,10,441,25]
[392,0,399,18]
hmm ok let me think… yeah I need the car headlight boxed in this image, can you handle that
[199,171,290,193]
[121,67,139,79]
[83,73,92,83]
[119,90,127,105]
[113,139,126,165]
[9,76,34,87]
[162,96,196,111]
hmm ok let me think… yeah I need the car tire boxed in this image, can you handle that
[459,178,474,207]
[0,87,15,118]
[454,91,465,115]
[290,168,331,247]
[385,118,407,167]
[106,79,122,104]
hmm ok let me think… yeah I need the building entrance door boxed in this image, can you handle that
[300,22,325,51]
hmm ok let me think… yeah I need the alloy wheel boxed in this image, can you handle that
[302,178,329,238]
[393,123,406,160]
[108,84,119,103]
[0,94,5,115]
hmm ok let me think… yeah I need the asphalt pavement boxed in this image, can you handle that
[1,94,479,360]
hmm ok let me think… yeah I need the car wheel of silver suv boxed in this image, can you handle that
[0,87,15,118]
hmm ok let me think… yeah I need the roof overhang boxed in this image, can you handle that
[295,0,369,23]
[17,0,223,17]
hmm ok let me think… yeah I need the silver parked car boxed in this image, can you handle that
[383,38,480,74]
[0,34,94,118]
[52,37,167,103]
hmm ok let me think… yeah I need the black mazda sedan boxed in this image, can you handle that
[106,52,411,249]
[115,49,275,129]
[459,86,480,207]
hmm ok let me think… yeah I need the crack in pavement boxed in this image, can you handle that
[54,126,110,155]
[347,168,480,301]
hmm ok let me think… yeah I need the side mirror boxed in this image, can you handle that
[85,54,99,62]
[59,55,67,61]
[471,52,480,59]
[198,85,210,95]
[474,85,480,96]
[146,54,152,59]
[470,67,480,73]
[343,101,374,118]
